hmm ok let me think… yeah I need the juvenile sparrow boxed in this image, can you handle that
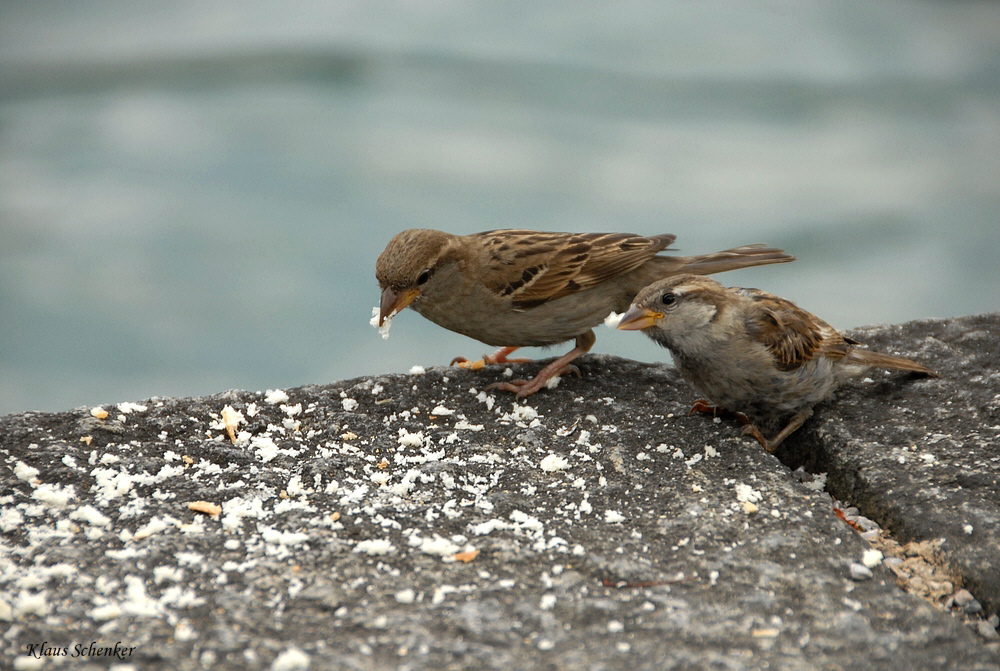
[617,274,934,451]
[376,228,794,397]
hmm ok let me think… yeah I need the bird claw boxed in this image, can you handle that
[451,347,530,370]
[688,399,718,416]
[486,364,581,398]
[689,400,775,451]
[688,400,750,425]
[740,424,774,452]
[451,356,485,370]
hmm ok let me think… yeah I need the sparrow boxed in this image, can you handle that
[376,228,794,397]
[617,274,934,451]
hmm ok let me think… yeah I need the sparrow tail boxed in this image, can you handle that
[667,245,795,276]
[845,349,935,376]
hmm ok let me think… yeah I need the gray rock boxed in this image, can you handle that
[0,314,998,670]
[776,314,1000,615]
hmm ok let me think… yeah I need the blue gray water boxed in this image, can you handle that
[1,1,998,415]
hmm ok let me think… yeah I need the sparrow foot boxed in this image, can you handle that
[485,330,596,398]
[690,400,779,451]
[486,364,582,398]
[740,423,775,452]
[451,346,531,370]
[688,400,753,426]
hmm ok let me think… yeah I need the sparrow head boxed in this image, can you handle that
[375,229,458,325]
[617,274,725,348]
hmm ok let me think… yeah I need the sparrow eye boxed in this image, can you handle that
[416,269,432,285]
[661,292,677,307]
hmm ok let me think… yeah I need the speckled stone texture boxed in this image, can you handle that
[1,314,998,671]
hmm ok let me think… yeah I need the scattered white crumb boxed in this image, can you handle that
[252,436,280,463]
[0,508,24,532]
[963,524,974,535]
[608,619,625,633]
[264,389,289,404]
[89,603,123,621]
[342,398,359,412]
[862,549,883,568]
[431,405,454,416]
[397,428,425,447]
[14,591,51,618]
[370,306,392,340]
[604,510,626,524]
[414,534,462,557]
[32,483,75,508]
[545,376,561,390]
[70,505,112,528]
[540,594,557,610]
[395,589,416,604]
[117,402,147,414]
[154,566,184,584]
[90,406,108,419]
[453,419,484,431]
[734,483,762,503]
[14,461,40,483]
[539,454,569,472]
[801,472,828,492]
[271,646,311,671]
[509,404,538,422]
[474,391,495,411]
[603,312,623,328]
[354,539,395,555]
[13,657,46,671]
[133,517,170,540]
[409,365,425,375]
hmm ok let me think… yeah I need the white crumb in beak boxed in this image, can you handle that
[370,306,392,339]
[603,311,622,328]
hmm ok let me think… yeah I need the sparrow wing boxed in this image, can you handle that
[475,230,677,309]
[740,288,850,372]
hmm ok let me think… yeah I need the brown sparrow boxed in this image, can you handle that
[375,229,794,397]
[617,274,934,451]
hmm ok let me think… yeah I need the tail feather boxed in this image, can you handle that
[669,245,795,276]
[846,348,935,376]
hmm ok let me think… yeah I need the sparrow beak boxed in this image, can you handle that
[616,305,663,331]
[379,287,420,326]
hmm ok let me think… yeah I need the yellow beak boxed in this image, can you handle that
[616,305,663,331]
[379,287,420,326]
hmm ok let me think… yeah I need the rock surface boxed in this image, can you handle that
[1,314,998,670]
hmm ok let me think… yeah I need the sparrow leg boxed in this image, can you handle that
[487,330,596,398]
[688,400,753,427]
[742,406,814,453]
[451,346,531,370]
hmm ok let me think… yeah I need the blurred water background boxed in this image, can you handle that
[1,1,998,415]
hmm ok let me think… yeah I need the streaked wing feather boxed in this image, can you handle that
[741,289,848,371]
[476,230,676,309]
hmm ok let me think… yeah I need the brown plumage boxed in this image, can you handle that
[617,274,934,451]
[376,228,795,397]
